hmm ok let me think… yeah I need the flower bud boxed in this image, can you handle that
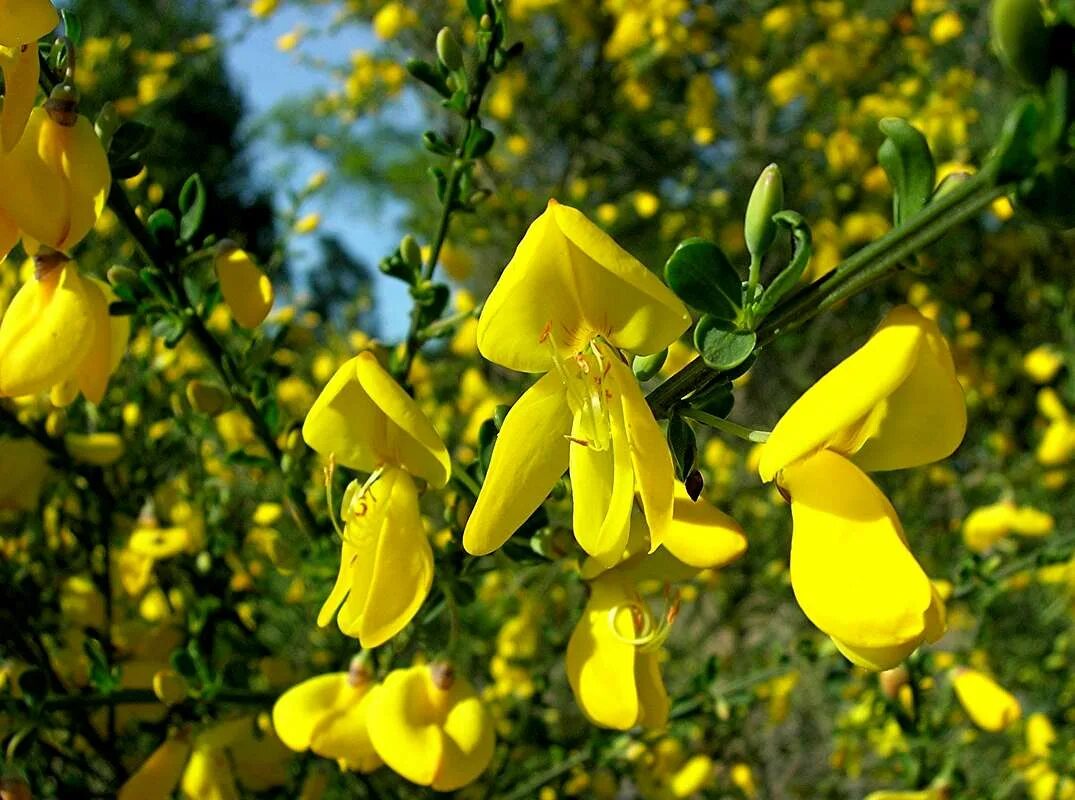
[186,380,233,416]
[152,669,189,706]
[400,234,423,271]
[991,0,1051,86]
[436,27,464,71]
[107,265,140,288]
[745,163,784,259]
[214,241,274,329]
[65,432,125,466]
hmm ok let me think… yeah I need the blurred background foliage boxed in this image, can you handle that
[4,0,1075,798]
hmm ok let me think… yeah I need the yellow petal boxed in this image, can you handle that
[367,665,494,790]
[180,746,240,800]
[0,108,111,252]
[952,668,1022,732]
[0,0,58,47]
[570,379,633,567]
[215,247,274,329]
[272,672,382,772]
[434,684,496,791]
[0,42,40,152]
[0,262,96,397]
[477,200,690,372]
[118,735,191,800]
[71,275,113,404]
[353,351,449,486]
[661,480,747,568]
[851,306,966,472]
[303,352,449,486]
[324,468,434,648]
[760,305,964,481]
[783,450,937,660]
[0,437,48,511]
[607,345,674,550]
[634,650,669,730]
[0,208,18,260]
[65,432,125,465]
[463,371,570,555]
[565,576,642,730]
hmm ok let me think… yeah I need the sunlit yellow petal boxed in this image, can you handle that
[463,371,570,555]
[0,0,58,47]
[303,352,449,486]
[565,576,641,730]
[607,346,674,550]
[477,200,689,372]
[661,481,747,568]
[783,450,937,661]
[634,650,669,729]
[952,668,1022,732]
[0,42,40,152]
[353,351,450,487]
[117,735,191,800]
[0,262,96,397]
[215,246,274,329]
[329,468,433,648]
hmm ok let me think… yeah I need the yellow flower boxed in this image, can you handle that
[567,572,669,730]
[864,791,945,800]
[367,663,495,791]
[272,665,382,772]
[0,255,127,402]
[65,432,125,465]
[760,305,965,670]
[464,200,690,567]
[118,733,192,800]
[372,1,417,40]
[952,668,1021,732]
[304,352,448,647]
[0,0,58,48]
[568,498,746,729]
[215,243,274,329]
[0,101,110,253]
[0,42,40,152]
[0,437,48,510]
[1023,345,1064,384]
[963,501,1053,553]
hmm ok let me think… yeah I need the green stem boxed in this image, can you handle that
[680,407,770,443]
[647,165,1009,419]
[107,187,319,538]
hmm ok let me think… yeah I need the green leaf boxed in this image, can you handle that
[666,415,696,481]
[111,156,143,180]
[1044,69,1069,150]
[991,0,1051,86]
[464,126,496,159]
[878,118,935,226]
[664,238,742,320]
[995,97,1043,183]
[753,211,813,322]
[179,174,207,242]
[108,300,138,317]
[61,9,82,44]
[688,381,735,419]
[109,121,154,163]
[147,208,178,246]
[694,316,757,371]
[405,58,451,97]
[632,350,667,382]
[152,314,187,348]
[466,0,486,20]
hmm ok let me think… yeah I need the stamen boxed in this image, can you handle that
[323,454,344,539]
[606,585,680,652]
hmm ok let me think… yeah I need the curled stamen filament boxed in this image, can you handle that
[607,586,680,652]
[323,454,344,539]
[339,466,386,547]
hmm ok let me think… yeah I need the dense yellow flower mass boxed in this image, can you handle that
[6,0,1075,797]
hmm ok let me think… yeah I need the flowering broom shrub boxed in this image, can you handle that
[3,0,1075,797]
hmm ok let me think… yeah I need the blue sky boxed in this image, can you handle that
[219,5,414,338]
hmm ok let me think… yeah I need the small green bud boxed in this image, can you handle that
[632,350,667,382]
[107,265,139,287]
[480,14,493,30]
[436,27,464,71]
[745,163,784,259]
[400,234,423,271]
[991,0,1051,86]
